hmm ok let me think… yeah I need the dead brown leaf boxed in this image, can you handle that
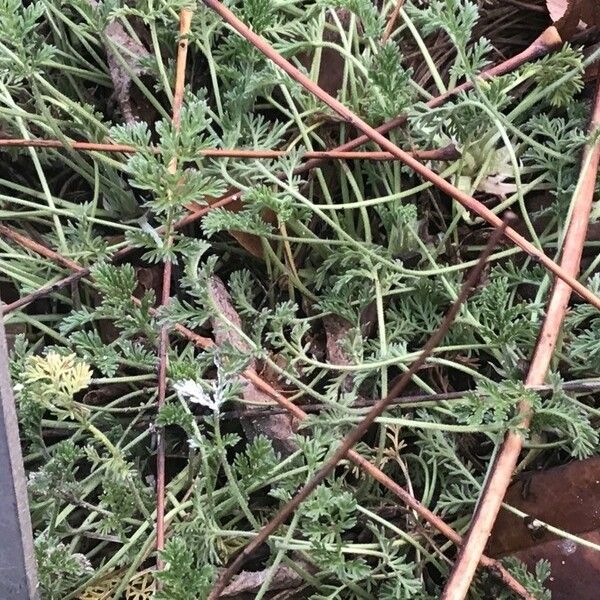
[489,457,600,555]
[208,276,252,355]
[209,276,298,454]
[88,0,152,123]
[323,315,355,392]
[488,457,600,599]
[220,565,304,597]
[547,0,600,38]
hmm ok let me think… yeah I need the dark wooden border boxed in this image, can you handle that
[0,317,39,599]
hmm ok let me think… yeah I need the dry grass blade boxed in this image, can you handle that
[441,69,600,600]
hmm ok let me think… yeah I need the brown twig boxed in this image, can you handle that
[201,1,600,311]
[155,8,193,569]
[0,223,82,271]
[207,216,514,599]
[0,138,458,162]
[0,221,532,600]
[441,71,600,600]
[213,378,600,420]
[381,0,405,44]
[0,140,139,152]
[0,270,90,314]
[0,9,579,598]
[241,369,533,600]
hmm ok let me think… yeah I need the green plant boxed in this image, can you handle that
[1,1,598,598]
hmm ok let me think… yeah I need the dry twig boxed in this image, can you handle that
[155,9,193,567]
[0,138,458,161]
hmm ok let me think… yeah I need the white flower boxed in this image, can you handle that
[173,379,219,411]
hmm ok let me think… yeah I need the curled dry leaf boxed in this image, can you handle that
[488,457,600,599]
[547,0,600,38]
[208,275,253,356]
[87,0,152,123]
[208,276,298,454]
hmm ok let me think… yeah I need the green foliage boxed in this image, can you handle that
[91,263,157,337]
[240,0,278,34]
[320,0,384,39]
[412,0,480,47]
[35,533,93,600]
[484,558,552,600]
[359,43,414,122]
[529,45,585,107]
[524,110,586,214]
[111,95,226,223]
[531,381,599,459]
[469,274,539,349]
[28,439,85,499]
[155,537,216,599]
[0,1,593,598]
[157,401,195,433]
[300,484,357,543]
[456,377,599,458]
[455,380,534,430]
[98,473,152,537]
[234,434,279,486]
[0,0,56,82]
[450,37,492,79]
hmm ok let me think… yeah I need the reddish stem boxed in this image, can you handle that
[0,192,239,315]
[0,138,457,161]
[155,8,193,569]
[381,0,405,44]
